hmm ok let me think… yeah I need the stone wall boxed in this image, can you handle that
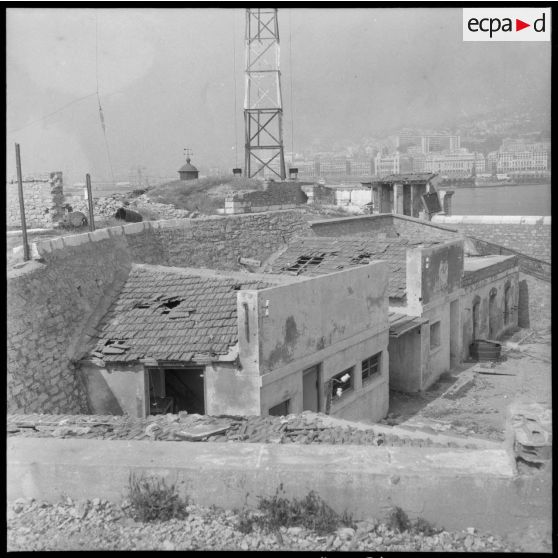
[225,181,308,214]
[518,274,551,332]
[7,237,133,414]
[8,211,309,415]
[309,214,458,242]
[432,216,551,263]
[6,172,65,228]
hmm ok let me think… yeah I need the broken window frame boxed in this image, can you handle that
[328,367,354,403]
[361,352,381,384]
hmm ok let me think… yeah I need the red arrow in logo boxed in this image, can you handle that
[516,19,530,31]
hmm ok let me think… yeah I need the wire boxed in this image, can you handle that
[232,9,239,168]
[7,93,98,134]
[95,12,116,187]
[289,9,294,163]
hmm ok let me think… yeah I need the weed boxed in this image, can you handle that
[387,506,411,532]
[126,472,188,523]
[387,506,440,535]
[236,509,256,534]
[413,516,439,536]
[253,487,354,535]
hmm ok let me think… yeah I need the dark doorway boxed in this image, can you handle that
[164,368,205,414]
[302,365,321,412]
[472,298,480,341]
[488,288,497,339]
[402,184,412,216]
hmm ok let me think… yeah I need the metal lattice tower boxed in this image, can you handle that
[244,8,286,180]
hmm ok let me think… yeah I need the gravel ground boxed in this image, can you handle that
[7,497,522,552]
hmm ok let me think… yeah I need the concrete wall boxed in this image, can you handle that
[78,363,147,417]
[238,262,390,423]
[432,215,551,263]
[8,437,551,539]
[388,328,422,392]
[8,211,309,415]
[205,362,261,416]
[405,240,464,314]
[461,263,519,359]
[6,172,65,228]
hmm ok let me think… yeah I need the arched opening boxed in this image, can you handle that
[488,287,497,339]
[504,282,511,326]
[472,295,481,341]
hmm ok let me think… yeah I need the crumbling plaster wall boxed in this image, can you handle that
[238,262,390,422]
[77,363,147,417]
[6,172,65,228]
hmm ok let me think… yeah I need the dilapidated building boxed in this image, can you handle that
[78,261,390,422]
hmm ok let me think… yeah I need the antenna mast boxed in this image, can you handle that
[244,8,286,180]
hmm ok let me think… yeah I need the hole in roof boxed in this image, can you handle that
[161,298,183,310]
[351,252,372,265]
[284,253,326,273]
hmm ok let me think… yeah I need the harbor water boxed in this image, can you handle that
[450,183,551,216]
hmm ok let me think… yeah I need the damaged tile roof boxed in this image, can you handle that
[266,236,441,299]
[88,265,271,364]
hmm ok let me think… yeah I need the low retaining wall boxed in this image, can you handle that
[7,437,550,538]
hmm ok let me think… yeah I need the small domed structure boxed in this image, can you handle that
[178,157,199,181]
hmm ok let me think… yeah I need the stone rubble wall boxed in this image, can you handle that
[432,216,551,263]
[225,181,308,214]
[6,172,65,228]
[8,211,310,415]
[66,194,192,221]
[7,237,133,415]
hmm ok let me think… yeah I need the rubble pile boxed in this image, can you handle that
[7,412,459,449]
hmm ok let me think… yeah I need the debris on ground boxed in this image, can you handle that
[7,497,527,552]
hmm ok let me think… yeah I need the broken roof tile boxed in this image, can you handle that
[86,266,271,363]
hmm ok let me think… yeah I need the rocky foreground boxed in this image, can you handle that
[8,497,521,552]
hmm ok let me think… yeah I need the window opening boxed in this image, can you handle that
[325,367,354,412]
[269,399,290,416]
[362,352,381,383]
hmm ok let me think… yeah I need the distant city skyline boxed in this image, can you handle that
[7,7,550,184]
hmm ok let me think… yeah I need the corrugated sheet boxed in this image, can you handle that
[388,311,428,337]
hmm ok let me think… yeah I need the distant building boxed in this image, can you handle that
[397,131,461,154]
[374,153,413,178]
[412,150,486,176]
[178,157,199,181]
[488,148,549,173]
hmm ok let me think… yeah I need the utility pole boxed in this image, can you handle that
[15,143,30,261]
[244,8,286,180]
[85,173,96,232]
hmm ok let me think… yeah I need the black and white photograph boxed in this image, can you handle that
[6,4,551,552]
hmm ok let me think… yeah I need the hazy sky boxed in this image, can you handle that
[6,7,551,183]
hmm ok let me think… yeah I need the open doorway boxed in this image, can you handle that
[148,367,205,415]
[302,364,321,412]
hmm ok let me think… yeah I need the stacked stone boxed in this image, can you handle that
[6,173,66,228]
